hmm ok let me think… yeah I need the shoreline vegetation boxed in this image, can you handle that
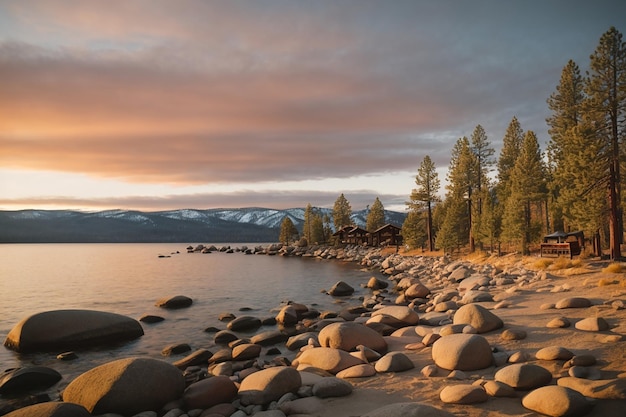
[1,243,625,417]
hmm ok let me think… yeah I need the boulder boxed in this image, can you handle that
[535,346,574,361]
[0,366,62,394]
[460,290,493,304]
[547,317,571,328]
[286,332,319,350]
[183,375,238,410]
[439,384,488,404]
[319,322,387,354]
[2,402,91,417]
[482,380,516,397]
[335,364,377,379]
[557,377,626,399]
[227,316,262,331]
[161,343,191,356]
[371,306,419,326]
[279,396,324,415]
[575,317,609,332]
[232,343,262,361]
[275,305,299,326]
[312,376,353,398]
[366,277,389,290]
[155,295,193,309]
[172,348,213,369]
[494,363,552,390]
[452,304,503,333]
[4,310,143,353]
[138,314,164,323]
[404,282,430,299]
[251,330,288,346]
[431,334,493,371]
[238,366,301,405]
[458,274,490,291]
[62,357,185,415]
[555,297,591,309]
[363,402,455,417]
[522,385,594,416]
[374,352,414,373]
[328,281,355,296]
[294,347,364,374]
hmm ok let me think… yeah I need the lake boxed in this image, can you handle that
[0,243,382,395]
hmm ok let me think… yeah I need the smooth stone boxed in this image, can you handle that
[439,384,488,404]
[213,330,238,344]
[183,375,238,410]
[366,276,389,290]
[278,396,323,415]
[557,377,626,399]
[374,351,414,373]
[286,332,319,350]
[522,385,595,416]
[535,346,574,361]
[575,317,609,332]
[318,321,387,354]
[161,343,191,356]
[238,366,302,406]
[2,402,91,417]
[57,351,78,361]
[482,380,516,397]
[0,366,62,393]
[173,349,213,369]
[139,315,165,323]
[63,357,185,415]
[250,330,288,346]
[232,343,262,361]
[555,297,591,309]
[293,347,364,374]
[208,348,232,364]
[362,402,455,417]
[501,329,527,340]
[312,376,353,398]
[328,281,355,296]
[404,282,431,299]
[508,351,531,363]
[547,317,571,328]
[156,295,193,309]
[4,310,144,353]
[494,363,553,390]
[564,355,597,368]
[431,333,493,371]
[371,306,420,326]
[421,364,438,377]
[452,304,503,333]
[227,316,262,331]
[275,305,299,326]
[335,364,377,378]
[460,290,493,304]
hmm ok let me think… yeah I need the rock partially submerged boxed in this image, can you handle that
[4,310,144,353]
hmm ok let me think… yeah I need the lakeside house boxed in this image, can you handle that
[333,224,403,247]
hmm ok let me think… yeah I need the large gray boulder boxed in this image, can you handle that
[62,357,185,415]
[431,334,493,371]
[318,322,387,354]
[4,310,144,352]
[238,366,301,405]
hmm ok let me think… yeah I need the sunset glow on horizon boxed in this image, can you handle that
[1,0,624,212]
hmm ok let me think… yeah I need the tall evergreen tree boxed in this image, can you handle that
[302,203,325,245]
[402,209,427,250]
[546,60,586,233]
[302,203,315,244]
[501,131,547,255]
[332,193,353,230]
[366,197,386,232]
[279,217,299,245]
[470,124,495,251]
[585,26,626,260]
[407,155,440,251]
[498,117,525,204]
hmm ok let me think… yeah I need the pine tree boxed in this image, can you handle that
[332,193,353,230]
[501,131,547,255]
[546,60,585,233]
[366,197,386,232]
[279,217,299,245]
[470,124,495,251]
[401,210,427,250]
[497,117,525,205]
[585,26,626,260]
[407,155,440,251]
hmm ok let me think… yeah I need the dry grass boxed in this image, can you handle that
[601,262,624,274]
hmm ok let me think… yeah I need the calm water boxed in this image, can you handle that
[0,243,381,395]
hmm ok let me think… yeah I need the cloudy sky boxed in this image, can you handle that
[0,1,624,212]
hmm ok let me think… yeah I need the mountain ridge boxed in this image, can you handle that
[0,207,407,243]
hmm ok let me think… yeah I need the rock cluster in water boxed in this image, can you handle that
[2,243,625,417]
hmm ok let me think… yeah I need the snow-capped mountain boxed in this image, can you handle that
[0,207,406,243]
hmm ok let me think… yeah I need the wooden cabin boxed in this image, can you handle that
[332,225,369,245]
[369,224,403,247]
[540,231,584,259]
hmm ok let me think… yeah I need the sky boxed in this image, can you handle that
[0,1,624,213]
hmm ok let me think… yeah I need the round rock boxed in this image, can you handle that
[183,375,238,410]
[431,333,493,371]
[555,297,591,309]
[494,363,552,390]
[318,321,387,354]
[294,347,364,374]
[4,310,144,353]
[535,346,574,361]
[62,357,185,415]
[522,385,594,416]
[238,366,302,405]
[440,384,488,404]
[575,317,609,332]
[374,351,414,373]
[312,376,353,398]
[328,281,355,296]
[155,295,193,309]
[0,366,62,394]
[452,304,503,333]
[227,316,262,331]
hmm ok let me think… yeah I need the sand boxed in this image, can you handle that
[312,256,626,417]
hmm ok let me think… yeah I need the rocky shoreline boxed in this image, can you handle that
[1,244,625,417]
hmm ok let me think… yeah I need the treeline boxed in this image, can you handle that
[403,27,625,260]
[279,194,388,245]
